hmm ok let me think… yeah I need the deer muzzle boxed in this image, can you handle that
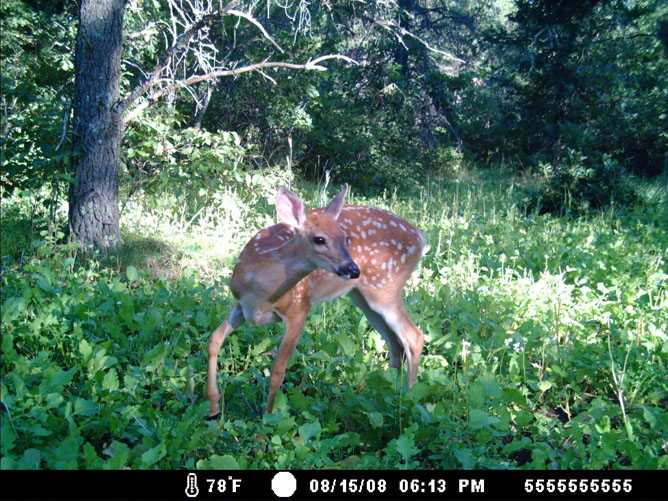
[336,261,360,279]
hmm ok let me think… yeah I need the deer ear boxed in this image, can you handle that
[276,187,306,229]
[325,184,348,220]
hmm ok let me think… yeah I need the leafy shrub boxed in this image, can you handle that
[522,150,638,214]
[426,146,466,179]
[0,0,76,192]
[123,112,246,199]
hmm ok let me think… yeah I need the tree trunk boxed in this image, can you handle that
[69,0,125,251]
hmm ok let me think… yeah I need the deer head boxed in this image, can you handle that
[275,186,360,279]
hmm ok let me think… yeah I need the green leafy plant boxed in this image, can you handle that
[2,170,666,469]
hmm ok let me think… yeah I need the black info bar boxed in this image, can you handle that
[0,469,658,500]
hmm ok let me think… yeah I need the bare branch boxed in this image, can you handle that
[375,19,465,64]
[126,21,162,40]
[227,8,285,53]
[309,54,359,67]
[116,0,243,114]
[55,99,72,152]
[125,54,358,123]
[257,69,278,85]
[374,19,408,50]
[123,58,150,79]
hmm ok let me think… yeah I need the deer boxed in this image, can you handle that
[206,185,427,419]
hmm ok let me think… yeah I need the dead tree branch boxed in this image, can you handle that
[125,54,358,123]
[227,8,284,53]
[116,0,243,114]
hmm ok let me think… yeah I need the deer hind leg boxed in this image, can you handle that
[207,303,244,419]
[363,293,424,387]
[265,310,307,413]
[349,289,403,369]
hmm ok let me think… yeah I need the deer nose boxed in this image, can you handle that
[337,261,360,279]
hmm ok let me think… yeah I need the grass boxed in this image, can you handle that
[1,168,667,469]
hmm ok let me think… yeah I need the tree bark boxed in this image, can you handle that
[69,0,125,251]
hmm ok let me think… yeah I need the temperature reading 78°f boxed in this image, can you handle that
[207,477,243,494]
[459,478,485,494]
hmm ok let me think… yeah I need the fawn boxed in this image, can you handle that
[207,186,427,418]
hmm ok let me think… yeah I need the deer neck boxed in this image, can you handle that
[266,236,316,302]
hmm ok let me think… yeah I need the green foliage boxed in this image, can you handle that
[522,150,638,214]
[464,0,667,179]
[0,0,76,192]
[123,111,246,200]
[4,0,663,218]
[2,173,666,469]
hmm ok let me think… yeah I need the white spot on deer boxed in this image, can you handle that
[360,230,367,239]
[368,229,376,236]
[399,223,407,231]
[381,261,387,270]
[400,253,407,264]
[389,220,398,227]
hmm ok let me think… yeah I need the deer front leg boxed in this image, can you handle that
[265,311,307,413]
[207,303,244,419]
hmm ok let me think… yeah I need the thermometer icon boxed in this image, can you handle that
[185,473,199,498]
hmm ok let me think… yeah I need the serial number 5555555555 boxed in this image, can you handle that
[525,478,632,495]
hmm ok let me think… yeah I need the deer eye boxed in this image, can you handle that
[313,236,327,245]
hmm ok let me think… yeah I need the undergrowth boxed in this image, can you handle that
[1,169,667,469]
